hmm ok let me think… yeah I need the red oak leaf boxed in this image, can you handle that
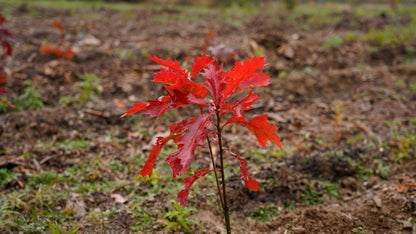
[0,68,6,93]
[168,79,208,100]
[39,45,57,55]
[178,169,215,207]
[226,115,282,149]
[62,48,75,60]
[202,63,226,107]
[223,57,269,99]
[143,97,176,118]
[0,14,6,24]
[53,20,65,32]
[139,136,172,176]
[165,113,213,177]
[246,178,261,191]
[121,103,147,117]
[191,54,214,79]
[122,89,206,119]
[122,96,172,118]
[39,45,75,60]
[139,119,195,176]
[0,23,14,57]
[222,90,260,117]
[0,13,14,96]
[152,61,208,103]
[227,150,261,191]
[238,71,269,90]
[123,56,211,119]
[148,55,184,74]
[153,68,178,85]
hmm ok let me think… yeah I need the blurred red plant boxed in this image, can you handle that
[0,13,15,107]
[39,20,75,60]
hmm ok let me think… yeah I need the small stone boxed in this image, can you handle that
[43,66,56,77]
[373,196,382,208]
[48,60,60,67]
[365,176,380,188]
[279,45,294,59]
[402,220,412,229]
[147,193,155,202]
[292,226,306,234]
[81,34,101,46]
[341,177,358,191]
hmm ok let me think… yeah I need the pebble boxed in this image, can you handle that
[373,196,382,208]
[402,220,412,229]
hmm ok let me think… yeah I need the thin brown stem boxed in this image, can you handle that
[206,136,225,210]
[216,111,231,234]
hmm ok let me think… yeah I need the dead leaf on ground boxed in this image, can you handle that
[66,193,87,219]
[111,194,129,204]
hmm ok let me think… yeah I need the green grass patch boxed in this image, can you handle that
[0,80,44,113]
[163,200,201,233]
[0,169,21,188]
[59,73,102,106]
[249,203,280,222]
[392,132,416,161]
[250,146,293,161]
[55,138,90,151]
[322,35,344,48]
[360,17,416,47]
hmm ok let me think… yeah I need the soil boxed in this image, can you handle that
[1,2,416,234]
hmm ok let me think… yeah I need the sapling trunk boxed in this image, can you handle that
[215,110,231,234]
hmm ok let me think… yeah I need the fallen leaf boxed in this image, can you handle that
[66,193,87,218]
[111,194,129,204]
[115,99,127,108]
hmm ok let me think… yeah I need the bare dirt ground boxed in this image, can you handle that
[1,2,416,233]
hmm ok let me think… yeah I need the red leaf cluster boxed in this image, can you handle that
[53,20,64,32]
[124,55,281,206]
[39,20,75,60]
[39,45,75,60]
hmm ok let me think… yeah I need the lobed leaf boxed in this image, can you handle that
[165,113,213,177]
[147,55,184,74]
[139,118,192,177]
[226,115,282,149]
[227,149,261,191]
[153,68,178,85]
[139,136,173,176]
[178,169,215,207]
[202,63,226,107]
[143,97,176,118]
[222,90,260,117]
[121,102,147,117]
[123,56,211,119]
[191,54,214,79]
[222,57,269,99]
